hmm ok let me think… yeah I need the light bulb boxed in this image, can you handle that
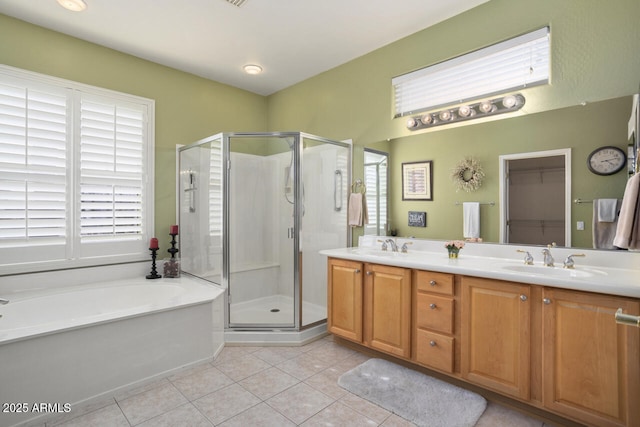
[458,105,473,117]
[439,110,453,121]
[502,95,517,108]
[406,117,419,129]
[57,0,87,11]
[420,114,434,125]
[479,100,494,113]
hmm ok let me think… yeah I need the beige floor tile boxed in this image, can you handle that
[304,370,349,400]
[114,378,171,402]
[215,352,271,381]
[266,382,335,424]
[301,401,379,426]
[170,365,234,401]
[218,402,296,427]
[474,402,544,427]
[167,361,214,382]
[117,381,188,425]
[304,341,357,364]
[194,383,261,425]
[238,367,300,400]
[135,403,213,427]
[47,397,116,426]
[212,346,255,366]
[380,413,417,426]
[339,392,392,424]
[251,346,304,365]
[275,353,330,380]
[53,404,129,427]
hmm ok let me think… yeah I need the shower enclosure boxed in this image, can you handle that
[178,132,351,340]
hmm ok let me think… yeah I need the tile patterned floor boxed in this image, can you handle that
[43,336,555,426]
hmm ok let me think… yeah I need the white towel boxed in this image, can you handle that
[597,199,618,222]
[613,173,640,249]
[463,202,480,239]
[592,199,621,249]
[348,193,363,227]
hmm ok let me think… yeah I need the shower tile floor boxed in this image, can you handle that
[47,336,559,427]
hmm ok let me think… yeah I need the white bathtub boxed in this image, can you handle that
[0,274,224,427]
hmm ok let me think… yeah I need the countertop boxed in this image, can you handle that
[320,241,640,299]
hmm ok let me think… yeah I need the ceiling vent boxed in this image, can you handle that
[224,0,248,7]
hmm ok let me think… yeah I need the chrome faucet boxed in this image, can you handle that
[516,249,534,265]
[401,242,413,253]
[0,298,8,305]
[385,238,399,252]
[563,253,585,269]
[541,248,554,267]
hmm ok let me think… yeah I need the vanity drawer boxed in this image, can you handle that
[415,271,454,295]
[415,330,454,373]
[416,294,454,334]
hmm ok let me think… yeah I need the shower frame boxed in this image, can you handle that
[179,131,352,334]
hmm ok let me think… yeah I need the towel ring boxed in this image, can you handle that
[351,179,366,194]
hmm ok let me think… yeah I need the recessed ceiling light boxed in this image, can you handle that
[243,64,263,75]
[57,0,87,12]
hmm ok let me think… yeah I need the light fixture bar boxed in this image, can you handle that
[406,94,525,131]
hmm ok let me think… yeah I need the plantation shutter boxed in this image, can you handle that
[79,95,145,241]
[209,138,223,236]
[0,80,68,246]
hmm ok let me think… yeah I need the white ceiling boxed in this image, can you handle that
[0,0,488,96]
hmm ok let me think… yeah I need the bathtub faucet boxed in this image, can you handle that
[0,298,9,305]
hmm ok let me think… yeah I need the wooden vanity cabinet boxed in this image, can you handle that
[327,258,411,358]
[542,288,640,427]
[412,270,456,373]
[461,276,531,400]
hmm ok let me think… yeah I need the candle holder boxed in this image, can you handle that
[146,247,162,279]
[164,232,180,278]
[168,233,179,258]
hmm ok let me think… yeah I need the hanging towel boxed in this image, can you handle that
[613,173,640,249]
[463,202,480,239]
[592,199,621,249]
[348,193,363,227]
[597,199,618,222]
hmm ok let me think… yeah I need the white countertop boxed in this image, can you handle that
[320,238,640,299]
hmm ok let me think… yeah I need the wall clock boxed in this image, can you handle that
[587,146,626,176]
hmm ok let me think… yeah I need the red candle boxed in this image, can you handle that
[149,237,159,249]
[170,224,179,235]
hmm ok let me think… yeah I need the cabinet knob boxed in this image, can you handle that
[543,298,551,305]
[429,303,437,310]
[429,340,437,347]
[366,271,372,276]
[354,269,360,273]
[429,280,436,286]
[520,294,528,302]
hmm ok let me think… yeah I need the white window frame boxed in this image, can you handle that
[0,65,155,275]
[392,27,550,117]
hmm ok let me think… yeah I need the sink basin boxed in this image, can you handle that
[351,249,408,258]
[500,264,605,278]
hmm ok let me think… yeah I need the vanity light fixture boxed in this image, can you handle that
[406,94,526,131]
[57,0,87,11]
[243,64,263,75]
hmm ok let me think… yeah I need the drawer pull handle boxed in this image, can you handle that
[543,298,551,305]
[429,280,436,286]
[429,340,437,347]
[354,269,360,273]
[520,294,528,302]
[366,271,372,276]
[429,303,437,309]
[615,308,640,328]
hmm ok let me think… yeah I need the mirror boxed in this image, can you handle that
[361,95,634,251]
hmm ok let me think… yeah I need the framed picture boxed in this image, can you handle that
[402,161,433,201]
[408,211,427,227]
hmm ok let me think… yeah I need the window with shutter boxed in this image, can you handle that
[0,65,154,274]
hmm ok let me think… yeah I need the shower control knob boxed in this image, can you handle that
[429,303,437,309]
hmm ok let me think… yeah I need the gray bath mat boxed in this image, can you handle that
[338,358,486,427]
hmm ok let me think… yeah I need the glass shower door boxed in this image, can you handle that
[226,134,296,328]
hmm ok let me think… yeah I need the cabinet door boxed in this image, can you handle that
[543,288,640,427]
[461,276,531,399]
[364,263,412,358]
[327,258,363,343]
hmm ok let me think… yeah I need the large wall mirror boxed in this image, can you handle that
[362,94,635,252]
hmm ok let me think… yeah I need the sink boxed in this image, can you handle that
[500,264,605,278]
[351,249,408,258]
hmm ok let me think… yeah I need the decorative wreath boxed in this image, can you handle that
[451,157,485,192]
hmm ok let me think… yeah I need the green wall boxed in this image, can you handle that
[0,14,268,254]
[265,0,640,247]
[2,0,639,251]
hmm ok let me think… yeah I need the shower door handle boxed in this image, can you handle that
[334,170,342,212]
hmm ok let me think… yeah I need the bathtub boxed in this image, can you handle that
[0,274,224,427]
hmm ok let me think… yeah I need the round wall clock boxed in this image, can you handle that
[587,146,626,176]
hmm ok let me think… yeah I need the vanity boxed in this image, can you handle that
[321,238,640,427]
